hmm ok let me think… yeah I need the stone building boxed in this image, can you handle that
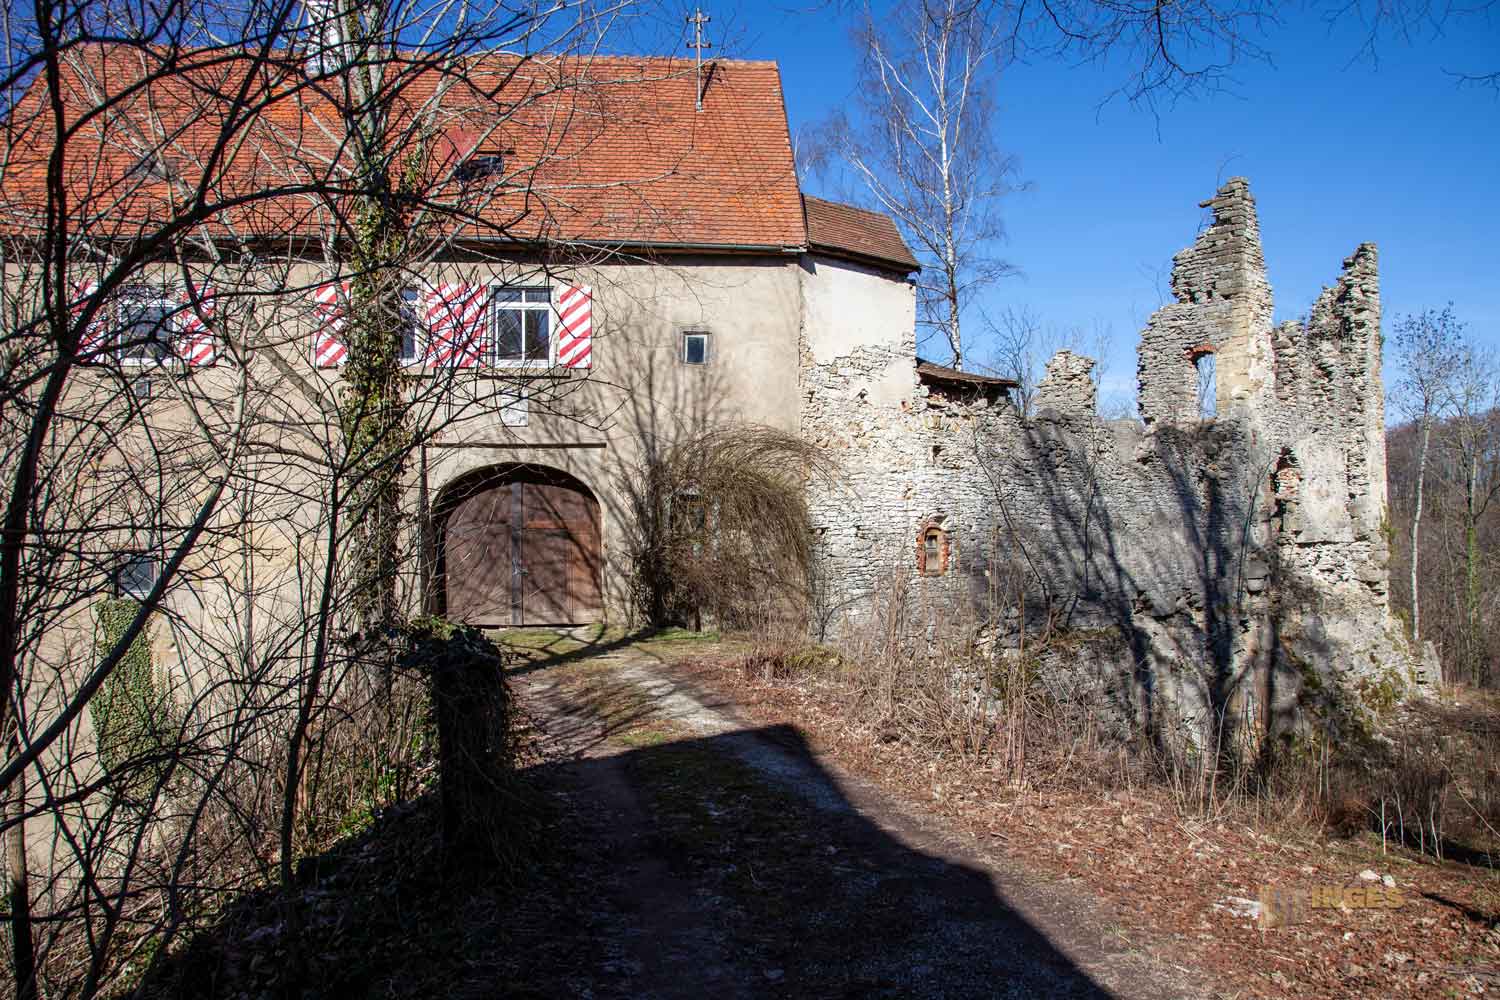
[805,178,1431,743]
[4,38,1422,747]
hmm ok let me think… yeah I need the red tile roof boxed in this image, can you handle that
[0,46,808,251]
[802,194,919,273]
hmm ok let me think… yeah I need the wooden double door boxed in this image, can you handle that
[443,469,602,626]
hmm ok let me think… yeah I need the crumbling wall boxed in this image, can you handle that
[803,178,1430,747]
[1138,177,1275,426]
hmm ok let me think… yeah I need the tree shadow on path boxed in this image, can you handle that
[143,715,1167,999]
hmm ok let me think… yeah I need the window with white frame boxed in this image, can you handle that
[399,287,422,364]
[491,287,551,363]
[115,551,157,600]
[115,287,175,365]
[682,331,710,366]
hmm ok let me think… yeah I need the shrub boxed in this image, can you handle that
[617,425,837,631]
[401,616,530,867]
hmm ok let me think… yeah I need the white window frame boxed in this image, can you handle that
[681,330,710,366]
[116,550,157,600]
[488,285,553,367]
[399,286,423,366]
[114,287,179,368]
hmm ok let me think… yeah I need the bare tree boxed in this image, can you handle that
[1438,342,1500,684]
[1390,305,1466,643]
[821,0,1022,370]
[0,1,687,992]
[983,304,1111,417]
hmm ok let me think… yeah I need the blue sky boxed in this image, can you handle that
[683,2,1498,408]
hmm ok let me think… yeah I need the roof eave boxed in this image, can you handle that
[806,242,920,276]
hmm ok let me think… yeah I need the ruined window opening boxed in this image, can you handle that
[1194,350,1217,419]
[682,331,710,365]
[917,523,949,577]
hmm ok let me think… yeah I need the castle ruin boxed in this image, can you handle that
[803,178,1431,746]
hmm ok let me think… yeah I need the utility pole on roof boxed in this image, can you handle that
[687,7,712,112]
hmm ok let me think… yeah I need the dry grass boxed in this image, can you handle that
[730,574,1500,870]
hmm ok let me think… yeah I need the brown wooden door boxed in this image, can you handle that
[444,482,514,625]
[443,472,601,626]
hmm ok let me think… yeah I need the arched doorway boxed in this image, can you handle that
[438,464,602,626]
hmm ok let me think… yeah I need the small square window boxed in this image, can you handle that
[682,332,709,366]
[116,552,157,600]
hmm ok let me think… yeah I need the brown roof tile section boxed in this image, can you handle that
[802,194,919,273]
[916,359,1018,390]
[0,46,808,250]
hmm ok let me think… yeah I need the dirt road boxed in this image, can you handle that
[506,632,1202,1000]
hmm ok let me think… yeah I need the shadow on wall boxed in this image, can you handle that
[139,723,1125,998]
[599,303,732,627]
[965,401,1367,764]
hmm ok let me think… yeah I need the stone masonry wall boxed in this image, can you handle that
[802,179,1431,747]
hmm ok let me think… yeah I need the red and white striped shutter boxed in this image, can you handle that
[175,283,217,366]
[312,280,348,368]
[421,283,488,367]
[70,279,103,355]
[555,285,592,369]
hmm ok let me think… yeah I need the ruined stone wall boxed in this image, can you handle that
[802,179,1430,745]
[1138,177,1275,427]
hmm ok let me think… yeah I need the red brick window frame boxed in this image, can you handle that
[916,521,949,577]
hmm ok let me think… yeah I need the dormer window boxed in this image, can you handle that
[456,150,506,183]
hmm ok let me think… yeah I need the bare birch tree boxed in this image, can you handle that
[1391,305,1465,644]
[821,0,1021,370]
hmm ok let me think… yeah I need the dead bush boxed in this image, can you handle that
[618,425,837,632]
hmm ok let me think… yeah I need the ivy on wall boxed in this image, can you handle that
[91,598,179,801]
